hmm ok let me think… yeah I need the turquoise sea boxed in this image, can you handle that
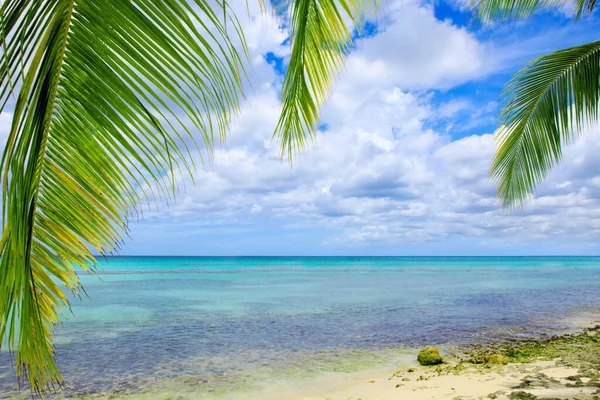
[2,256,600,398]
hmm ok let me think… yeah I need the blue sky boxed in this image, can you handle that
[4,0,598,256]
[116,0,600,256]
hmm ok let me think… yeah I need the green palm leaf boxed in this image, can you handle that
[472,0,596,22]
[0,0,381,393]
[273,0,378,158]
[490,41,600,208]
[0,0,245,392]
[474,0,600,207]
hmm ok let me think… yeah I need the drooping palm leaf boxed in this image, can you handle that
[489,41,600,208]
[473,0,600,207]
[0,0,245,392]
[0,0,382,393]
[272,0,378,158]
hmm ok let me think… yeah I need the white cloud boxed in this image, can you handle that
[144,83,600,250]
[123,0,600,253]
[338,0,487,92]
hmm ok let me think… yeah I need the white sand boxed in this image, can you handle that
[298,360,594,400]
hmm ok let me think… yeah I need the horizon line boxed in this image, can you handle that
[91,254,600,258]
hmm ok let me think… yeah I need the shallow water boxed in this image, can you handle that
[1,256,600,398]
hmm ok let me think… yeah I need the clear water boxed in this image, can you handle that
[1,256,600,398]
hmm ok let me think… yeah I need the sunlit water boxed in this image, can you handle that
[2,256,600,398]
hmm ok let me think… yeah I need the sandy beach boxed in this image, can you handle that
[229,314,600,400]
[303,316,600,400]
[305,358,594,400]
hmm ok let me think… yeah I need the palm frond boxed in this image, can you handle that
[472,0,598,21]
[471,0,564,21]
[490,41,600,208]
[273,0,378,159]
[573,0,599,18]
[0,0,245,392]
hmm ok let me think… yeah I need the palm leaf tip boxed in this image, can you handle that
[472,0,599,23]
[471,0,569,22]
[273,0,379,160]
[489,41,600,208]
[0,0,246,392]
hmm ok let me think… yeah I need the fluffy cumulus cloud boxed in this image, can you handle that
[2,0,600,254]
[338,0,487,91]
[121,0,600,255]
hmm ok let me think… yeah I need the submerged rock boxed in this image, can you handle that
[417,346,443,366]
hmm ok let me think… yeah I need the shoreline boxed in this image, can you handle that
[299,312,600,400]
[4,312,600,399]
